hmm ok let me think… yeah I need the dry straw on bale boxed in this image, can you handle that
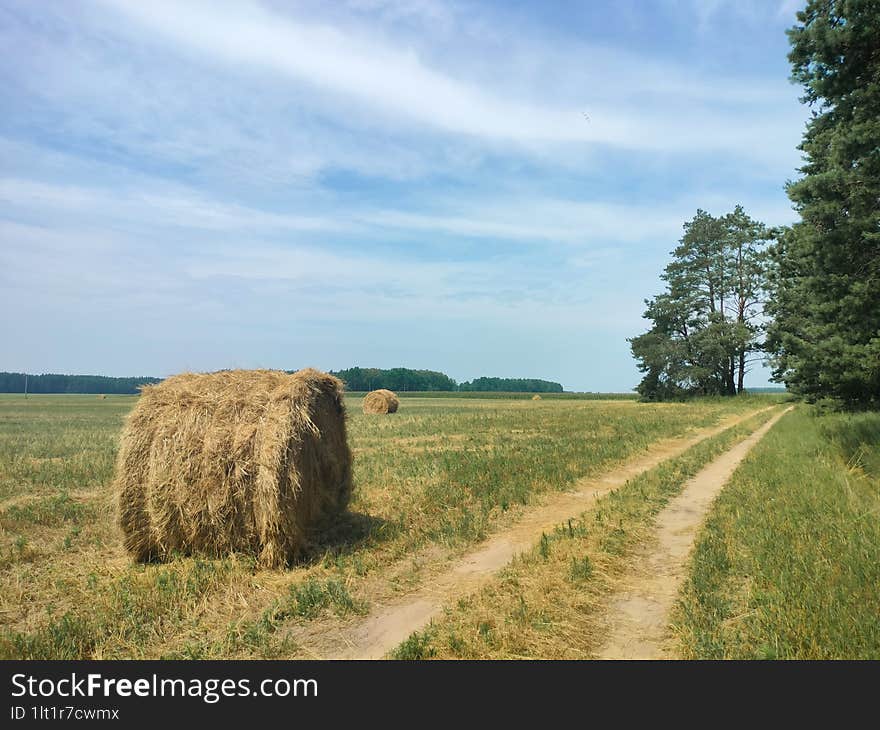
[531,394,542,401]
[114,368,352,568]
[362,388,399,414]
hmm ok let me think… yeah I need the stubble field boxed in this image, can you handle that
[0,393,769,659]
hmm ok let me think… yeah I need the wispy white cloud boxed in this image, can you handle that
[360,200,681,245]
[94,0,622,144]
[0,178,349,234]
[0,216,630,335]
[0,0,806,195]
[1,176,796,254]
[92,0,803,164]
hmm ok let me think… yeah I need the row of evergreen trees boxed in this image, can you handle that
[631,1,878,407]
[0,369,564,394]
[329,367,562,392]
[329,367,457,391]
[765,0,879,407]
[0,372,161,395]
[458,377,563,393]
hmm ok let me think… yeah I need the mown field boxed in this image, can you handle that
[0,393,770,659]
[391,408,778,658]
[391,405,879,660]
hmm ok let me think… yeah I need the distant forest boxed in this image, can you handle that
[0,368,564,394]
[330,368,563,393]
[329,367,457,391]
[458,377,563,393]
[0,372,161,395]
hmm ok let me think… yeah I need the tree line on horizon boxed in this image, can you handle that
[631,0,878,408]
[0,368,564,395]
[329,368,563,393]
[0,372,161,395]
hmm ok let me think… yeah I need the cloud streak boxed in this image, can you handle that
[95,0,804,164]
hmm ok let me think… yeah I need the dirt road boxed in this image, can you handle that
[294,406,777,659]
[595,406,793,659]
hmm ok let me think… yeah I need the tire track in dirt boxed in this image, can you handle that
[595,406,793,660]
[293,406,778,659]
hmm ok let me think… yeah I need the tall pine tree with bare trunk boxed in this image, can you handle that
[631,208,771,399]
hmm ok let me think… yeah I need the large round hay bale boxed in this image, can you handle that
[114,368,352,568]
[531,394,542,401]
[362,389,399,414]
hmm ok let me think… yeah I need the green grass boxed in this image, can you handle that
[0,392,772,659]
[0,395,129,501]
[1,557,239,659]
[391,629,438,659]
[672,407,880,659]
[2,492,94,527]
[346,396,773,556]
[216,576,367,659]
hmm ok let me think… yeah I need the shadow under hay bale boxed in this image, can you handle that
[114,368,352,568]
[363,389,399,414]
[297,511,390,564]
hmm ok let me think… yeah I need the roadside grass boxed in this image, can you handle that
[0,393,771,659]
[218,577,367,659]
[671,407,880,659]
[389,408,779,659]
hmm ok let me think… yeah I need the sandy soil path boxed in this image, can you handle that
[595,406,793,659]
[295,406,776,659]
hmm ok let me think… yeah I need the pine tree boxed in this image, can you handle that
[631,208,770,399]
[766,0,880,406]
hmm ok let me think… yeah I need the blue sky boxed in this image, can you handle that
[0,0,808,391]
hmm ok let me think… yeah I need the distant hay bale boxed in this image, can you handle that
[363,389,399,414]
[532,394,542,401]
[98,394,107,400]
[114,368,352,568]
